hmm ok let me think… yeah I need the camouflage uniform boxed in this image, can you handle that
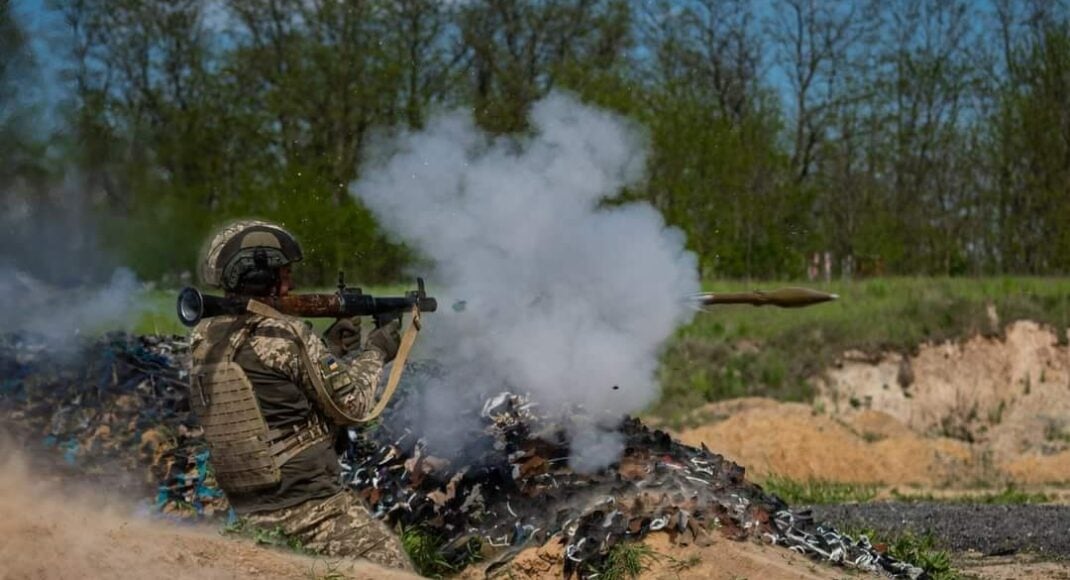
[191,220,413,571]
[191,307,414,571]
[244,488,411,569]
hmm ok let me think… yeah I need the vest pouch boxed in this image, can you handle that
[190,361,281,493]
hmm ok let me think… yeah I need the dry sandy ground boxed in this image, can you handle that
[0,443,856,580]
[490,532,1070,580]
[478,531,848,580]
[0,450,418,580]
[5,320,1068,579]
[0,444,857,580]
[674,321,1070,488]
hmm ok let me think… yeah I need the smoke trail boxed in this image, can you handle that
[352,93,699,471]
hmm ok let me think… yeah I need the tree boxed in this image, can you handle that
[0,0,44,187]
[634,0,804,279]
[991,21,1070,272]
[767,0,877,182]
[458,0,632,132]
[869,0,983,274]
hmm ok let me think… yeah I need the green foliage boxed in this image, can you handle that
[7,1,1070,285]
[991,24,1070,274]
[891,485,1051,505]
[0,1,50,188]
[846,528,958,580]
[593,541,660,580]
[401,526,451,578]
[400,526,481,578]
[761,476,878,505]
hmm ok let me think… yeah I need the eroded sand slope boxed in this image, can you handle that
[677,321,1070,487]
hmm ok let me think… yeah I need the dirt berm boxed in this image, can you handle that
[675,320,1070,488]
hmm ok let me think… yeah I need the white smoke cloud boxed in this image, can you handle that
[0,267,143,343]
[352,92,699,471]
[0,177,146,345]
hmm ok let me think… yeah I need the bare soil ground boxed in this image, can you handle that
[954,552,1070,580]
[477,531,847,580]
[670,321,1070,579]
[674,321,1070,488]
[6,320,1069,579]
[2,444,859,580]
[0,450,418,580]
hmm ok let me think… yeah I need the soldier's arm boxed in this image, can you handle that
[250,318,387,424]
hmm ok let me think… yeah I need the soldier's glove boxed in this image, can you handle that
[324,317,361,358]
[365,318,401,362]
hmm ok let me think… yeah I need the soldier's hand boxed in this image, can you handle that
[324,317,361,358]
[366,319,401,362]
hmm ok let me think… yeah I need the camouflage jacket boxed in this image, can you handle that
[190,305,387,514]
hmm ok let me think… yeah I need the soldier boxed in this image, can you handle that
[189,219,414,571]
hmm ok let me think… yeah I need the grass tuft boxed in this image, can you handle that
[595,541,660,580]
[846,528,958,580]
[401,526,481,578]
[401,526,451,578]
[762,475,879,505]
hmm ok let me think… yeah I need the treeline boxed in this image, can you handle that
[3,0,1070,284]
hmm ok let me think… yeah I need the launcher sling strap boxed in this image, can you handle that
[245,299,420,424]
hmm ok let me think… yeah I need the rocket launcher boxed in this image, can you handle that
[177,276,437,327]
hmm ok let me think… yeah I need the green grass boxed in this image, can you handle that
[891,484,1051,505]
[400,526,481,578]
[845,528,958,580]
[654,276,1070,420]
[401,526,451,578]
[761,475,879,505]
[593,541,660,580]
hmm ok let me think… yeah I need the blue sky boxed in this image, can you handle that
[12,0,1010,125]
[13,0,67,122]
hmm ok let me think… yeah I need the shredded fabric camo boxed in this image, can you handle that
[0,334,924,579]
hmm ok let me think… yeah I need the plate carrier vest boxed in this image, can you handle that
[190,314,330,494]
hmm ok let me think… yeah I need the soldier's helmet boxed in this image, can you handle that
[200,220,304,292]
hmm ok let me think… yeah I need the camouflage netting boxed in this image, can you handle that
[0,334,925,579]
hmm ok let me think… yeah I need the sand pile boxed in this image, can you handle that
[678,321,1070,487]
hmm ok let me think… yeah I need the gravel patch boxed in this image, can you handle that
[811,503,1070,558]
